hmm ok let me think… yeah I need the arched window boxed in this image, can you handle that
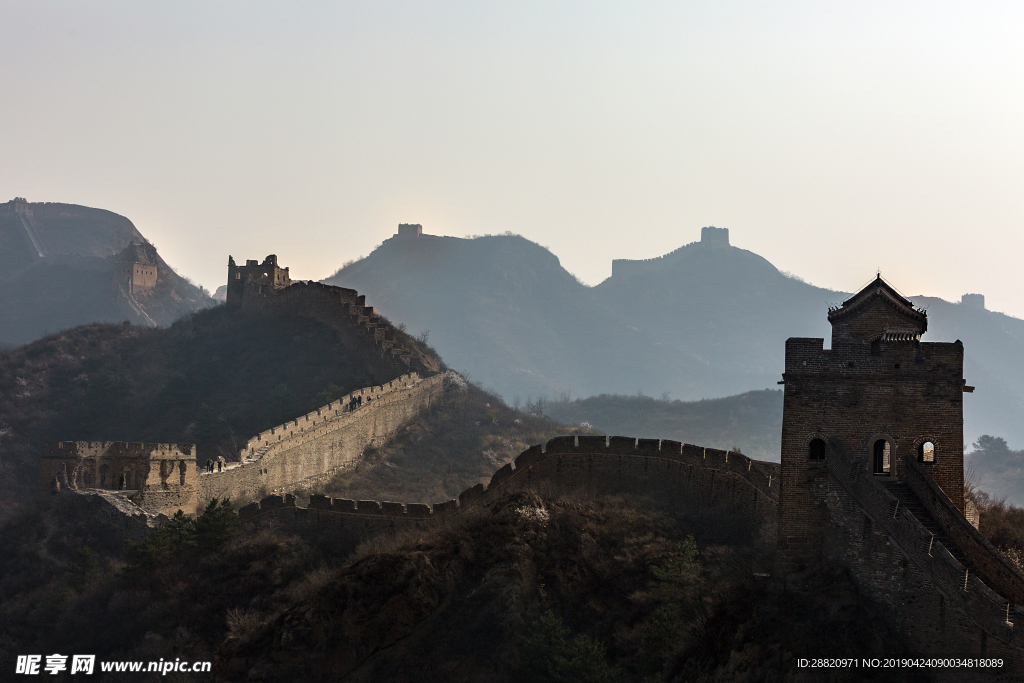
[808,438,826,461]
[873,439,891,475]
[919,441,935,463]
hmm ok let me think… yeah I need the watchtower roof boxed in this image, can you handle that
[828,275,927,338]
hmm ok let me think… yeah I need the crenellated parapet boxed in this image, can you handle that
[235,435,781,531]
[195,373,444,507]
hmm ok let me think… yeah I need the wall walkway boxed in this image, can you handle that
[196,373,443,507]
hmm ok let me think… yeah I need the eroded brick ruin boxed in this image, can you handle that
[41,442,197,517]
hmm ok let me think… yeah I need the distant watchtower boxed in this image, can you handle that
[114,242,158,291]
[226,254,292,306]
[397,223,423,239]
[778,276,969,568]
[700,226,729,248]
[961,293,985,310]
[8,197,32,215]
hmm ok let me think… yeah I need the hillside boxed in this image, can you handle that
[967,436,1024,507]
[325,231,617,399]
[0,303,442,507]
[0,488,925,682]
[327,225,1024,449]
[0,198,214,344]
[544,390,783,462]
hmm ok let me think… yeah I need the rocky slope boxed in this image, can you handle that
[213,492,917,683]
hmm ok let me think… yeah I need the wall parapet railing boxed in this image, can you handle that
[902,455,1024,605]
[824,439,1021,641]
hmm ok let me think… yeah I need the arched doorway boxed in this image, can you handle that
[808,438,826,461]
[873,439,891,475]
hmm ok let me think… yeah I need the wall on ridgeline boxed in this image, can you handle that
[242,280,441,377]
[235,435,781,546]
[196,373,443,508]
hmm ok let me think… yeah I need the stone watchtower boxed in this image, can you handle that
[226,254,292,307]
[114,242,158,291]
[778,276,971,568]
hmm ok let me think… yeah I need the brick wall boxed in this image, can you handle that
[236,435,781,546]
[820,439,1023,669]
[780,317,966,568]
[196,373,443,507]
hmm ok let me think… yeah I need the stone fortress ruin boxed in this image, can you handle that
[38,241,1024,673]
[41,442,198,517]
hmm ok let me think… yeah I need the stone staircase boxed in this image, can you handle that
[880,478,970,568]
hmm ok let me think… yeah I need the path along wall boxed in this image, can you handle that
[196,373,443,508]
[236,435,781,545]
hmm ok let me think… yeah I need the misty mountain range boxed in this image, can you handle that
[326,226,1024,450]
[3,200,1022,455]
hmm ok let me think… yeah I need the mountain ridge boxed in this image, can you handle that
[0,198,213,344]
[326,225,1024,448]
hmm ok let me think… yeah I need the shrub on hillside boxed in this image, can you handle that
[124,498,240,577]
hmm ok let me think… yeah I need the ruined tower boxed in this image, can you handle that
[40,442,198,517]
[226,254,292,307]
[778,275,970,568]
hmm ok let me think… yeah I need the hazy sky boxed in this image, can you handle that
[3,1,1023,315]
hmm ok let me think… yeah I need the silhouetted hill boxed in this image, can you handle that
[0,199,214,344]
[545,390,784,461]
[325,231,621,398]
[967,436,1024,507]
[592,234,837,399]
[327,226,1024,448]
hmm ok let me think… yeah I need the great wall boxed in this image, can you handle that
[42,371,443,518]
[195,371,443,506]
[234,436,780,542]
[610,225,729,278]
[35,240,1024,677]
